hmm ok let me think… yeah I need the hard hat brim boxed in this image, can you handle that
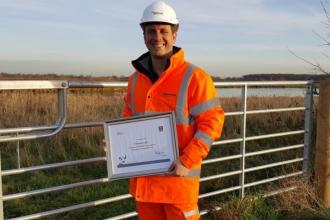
[140,19,179,25]
[140,21,179,26]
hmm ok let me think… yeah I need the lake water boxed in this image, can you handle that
[218,88,306,98]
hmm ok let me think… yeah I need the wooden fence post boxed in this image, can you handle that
[315,79,330,207]
[0,152,4,220]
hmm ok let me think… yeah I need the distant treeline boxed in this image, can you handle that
[216,73,330,81]
[1,72,329,81]
[0,72,129,81]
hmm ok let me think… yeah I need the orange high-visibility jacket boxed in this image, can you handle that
[123,47,225,203]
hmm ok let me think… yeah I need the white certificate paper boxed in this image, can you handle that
[104,112,179,180]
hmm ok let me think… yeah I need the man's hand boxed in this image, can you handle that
[168,159,190,177]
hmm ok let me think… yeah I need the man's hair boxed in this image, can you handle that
[140,22,179,34]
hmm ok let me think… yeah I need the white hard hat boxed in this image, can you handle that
[140,1,179,25]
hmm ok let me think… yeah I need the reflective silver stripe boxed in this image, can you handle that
[183,208,199,218]
[143,111,194,125]
[143,111,159,115]
[134,112,145,116]
[195,130,213,149]
[190,98,220,116]
[176,63,196,125]
[184,168,201,178]
[176,115,190,124]
[124,97,133,114]
[130,72,138,115]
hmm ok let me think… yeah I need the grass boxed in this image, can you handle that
[207,177,330,220]
[207,196,279,220]
[0,88,321,219]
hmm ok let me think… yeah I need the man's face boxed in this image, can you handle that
[144,24,177,58]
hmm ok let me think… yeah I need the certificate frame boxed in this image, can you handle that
[104,112,179,181]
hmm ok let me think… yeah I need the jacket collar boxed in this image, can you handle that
[132,46,185,83]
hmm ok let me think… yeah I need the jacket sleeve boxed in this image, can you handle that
[180,68,225,168]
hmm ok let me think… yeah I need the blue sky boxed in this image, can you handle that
[0,0,329,77]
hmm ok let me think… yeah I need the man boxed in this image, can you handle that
[122,1,225,219]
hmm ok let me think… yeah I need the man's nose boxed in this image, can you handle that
[154,31,162,41]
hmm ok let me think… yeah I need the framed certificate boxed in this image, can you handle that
[104,112,179,181]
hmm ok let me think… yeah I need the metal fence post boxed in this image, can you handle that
[239,84,247,198]
[303,82,314,176]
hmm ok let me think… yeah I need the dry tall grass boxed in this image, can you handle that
[275,177,328,215]
[0,89,306,167]
[0,88,124,168]
[0,88,124,128]
[206,176,330,220]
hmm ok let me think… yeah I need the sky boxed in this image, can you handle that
[0,0,329,77]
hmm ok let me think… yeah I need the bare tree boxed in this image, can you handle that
[289,1,330,75]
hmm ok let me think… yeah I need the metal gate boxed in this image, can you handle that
[0,80,315,219]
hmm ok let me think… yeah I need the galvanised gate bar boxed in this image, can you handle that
[0,80,315,219]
